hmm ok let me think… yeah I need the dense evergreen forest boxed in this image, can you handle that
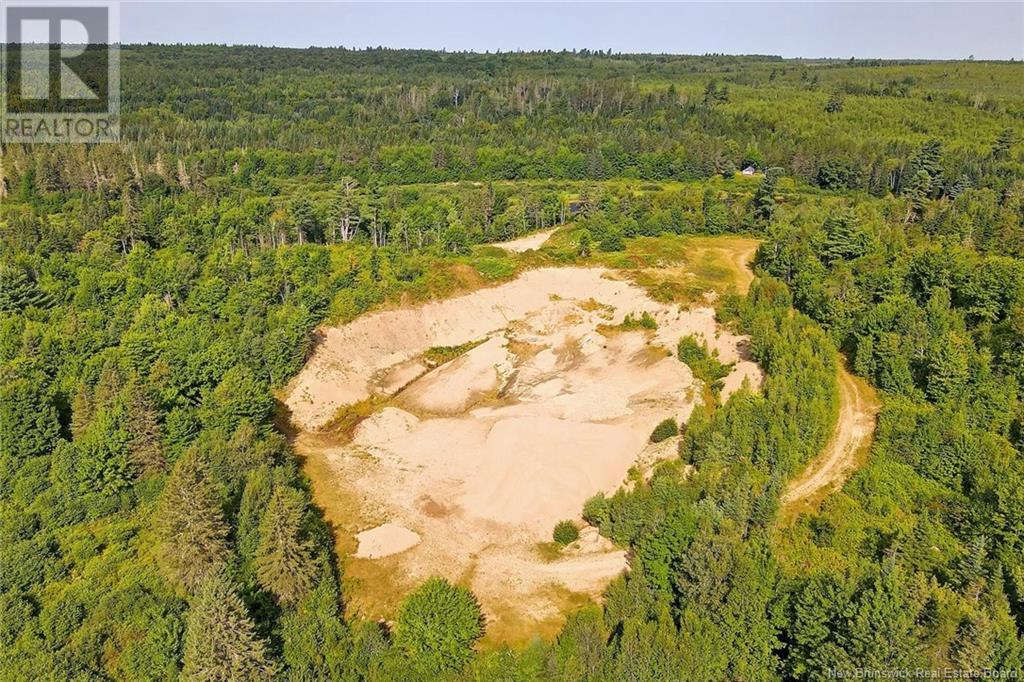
[1,47,1023,679]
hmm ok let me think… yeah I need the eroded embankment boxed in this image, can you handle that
[286,266,762,644]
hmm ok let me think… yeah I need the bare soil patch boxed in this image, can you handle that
[491,227,559,253]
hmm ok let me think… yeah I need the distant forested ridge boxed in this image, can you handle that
[1,47,1022,679]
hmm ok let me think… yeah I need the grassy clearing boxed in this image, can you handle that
[596,234,761,304]
[479,586,596,650]
[534,542,564,563]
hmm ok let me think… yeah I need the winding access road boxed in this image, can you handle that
[781,364,879,511]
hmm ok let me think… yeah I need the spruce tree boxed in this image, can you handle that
[122,378,165,475]
[280,557,351,677]
[821,213,867,263]
[702,189,730,234]
[992,127,1015,158]
[153,450,229,592]
[70,383,94,439]
[825,91,844,113]
[182,569,277,681]
[255,485,316,605]
[0,378,60,461]
[751,169,781,225]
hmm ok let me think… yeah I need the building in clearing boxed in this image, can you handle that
[741,165,757,176]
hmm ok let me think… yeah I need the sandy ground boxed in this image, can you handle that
[354,523,421,559]
[780,365,879,510]
[491,227,558,252]
[287,268,760,431]
[286,266,763,640]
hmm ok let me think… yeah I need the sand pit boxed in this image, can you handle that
[287,266,762,641]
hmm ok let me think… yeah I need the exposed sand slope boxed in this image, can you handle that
[491,227,558,252]
[287,266,763,642]
[780,364,879,510]
[287,268,759,431]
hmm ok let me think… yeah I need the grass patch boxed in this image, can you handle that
[595,234,761,304]
[606,311,657,333]
[597,312,658,337]
[534,542,564,562]
[422,338,487,368]
[321,395,390,440]
[479,586,596,651]
[472,255,518,281]
[554,336,583,366]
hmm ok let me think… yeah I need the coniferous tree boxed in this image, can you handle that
[702,189,730,234]
[825,91,845,114]
[182,569,277,681]
[255,485,316,606]
[280,558,351,678]
[290,193,321,244]
[0,266,49,312]
[70,383,94,439]
[0,378,60,461]
[153,451,229,592]
[838,571,921,669]
[122,378,165,475]
[577,229,593,257]
[751,169,781,225]
[821,213,867,263]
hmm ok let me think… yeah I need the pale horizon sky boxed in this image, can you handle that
[119,1,1024,61]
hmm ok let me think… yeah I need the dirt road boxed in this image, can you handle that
[780,364,878,512]
[730,241,759,294]
[491,227,558,252]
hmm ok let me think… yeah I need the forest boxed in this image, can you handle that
[1,47,1023,679]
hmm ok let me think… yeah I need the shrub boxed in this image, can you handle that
[650,418,679,443]
[582,494,610,527]
[620,311,658,331]
[600,232,624,252]
[677,335,732,393]
[553,520,580,545]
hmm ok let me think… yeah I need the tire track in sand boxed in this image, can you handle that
[780,363,879,513]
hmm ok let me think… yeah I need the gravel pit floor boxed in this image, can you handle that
[286,266,762,644]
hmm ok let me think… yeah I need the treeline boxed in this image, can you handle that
[1,157,767,262]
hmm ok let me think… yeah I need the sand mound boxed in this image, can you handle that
[354,523,421,558]
[352,407,420,446]
[288,266,763,639]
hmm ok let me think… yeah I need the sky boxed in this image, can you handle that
[119,1,1024,61]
